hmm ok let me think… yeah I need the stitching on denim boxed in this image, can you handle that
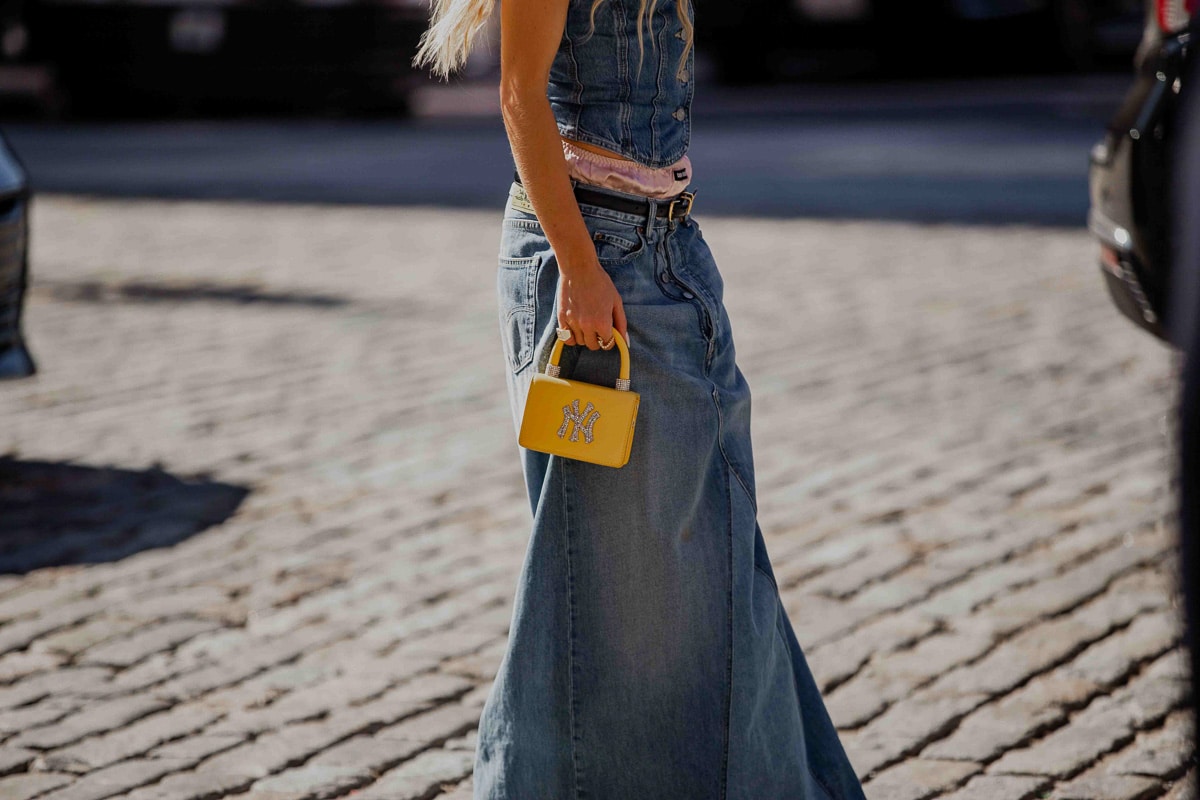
[562,459,586,800]
[527,253,543,371]
[672,259,720,339]
[753,562,780,599]
[561,128,631,162]
[665,233,715,371]
[499,255,539,267]
[647,0,666,166]
[708,391,735,800]
[722,436,757,517]
[613,0,634,159]
[593,230,647,265]
[650,0,692,167]
[810,767,840,800]
[593,231,639,251]
[772,590,789,645]
[499,256,540,372]
[652,236,710,351]
[503,305,535,373]
[670,10,695,165]
[717,442,733,800]
[566,22,583,110]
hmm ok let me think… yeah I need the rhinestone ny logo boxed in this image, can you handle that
[557,398,600,444]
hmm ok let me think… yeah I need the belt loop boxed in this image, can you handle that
[643,198,658,236]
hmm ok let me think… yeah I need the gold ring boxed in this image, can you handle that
[599,333,616,350]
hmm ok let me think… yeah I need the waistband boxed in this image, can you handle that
[560,139,691,199]
[512,170,695,225]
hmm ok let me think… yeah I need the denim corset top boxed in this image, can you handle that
[547,0,695,170]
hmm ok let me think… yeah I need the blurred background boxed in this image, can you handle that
[0,0,1152,118]
[0,0,1158,222]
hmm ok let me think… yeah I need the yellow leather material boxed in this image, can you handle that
[518,331,640,468]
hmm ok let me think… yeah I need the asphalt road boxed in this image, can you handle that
[2,75,1129,225]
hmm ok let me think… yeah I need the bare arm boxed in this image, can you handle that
[498,0,627,351]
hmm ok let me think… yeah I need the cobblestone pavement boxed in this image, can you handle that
[0,195,1192,800]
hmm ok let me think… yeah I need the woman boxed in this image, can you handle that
[414,1,867,797]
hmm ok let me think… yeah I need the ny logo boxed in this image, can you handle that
[557,398,601,444]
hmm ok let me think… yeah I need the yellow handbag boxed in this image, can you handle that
[518,330,640,468]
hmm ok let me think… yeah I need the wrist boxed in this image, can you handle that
[557,250,602,279]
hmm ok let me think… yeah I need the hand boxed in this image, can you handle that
[557,261,628,351]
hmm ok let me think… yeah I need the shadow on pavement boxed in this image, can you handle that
[0,458,249,574]
[36,278,350,309]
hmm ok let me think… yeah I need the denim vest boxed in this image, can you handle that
[547,0,694,169]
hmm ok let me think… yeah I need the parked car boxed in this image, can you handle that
[0,129,32,379]
[1087,0,1195,340]
[24,0,431,117]
[694,0,1144,84]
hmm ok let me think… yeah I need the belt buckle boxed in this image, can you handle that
[668,190,695,220]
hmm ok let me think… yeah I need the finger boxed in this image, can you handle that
[612,300,628,346]
[582,327,600,351]
[557,285,578,346]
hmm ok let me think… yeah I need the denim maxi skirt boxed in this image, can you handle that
[474,179,867,800]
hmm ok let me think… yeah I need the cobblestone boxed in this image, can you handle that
[0,196,1189,798]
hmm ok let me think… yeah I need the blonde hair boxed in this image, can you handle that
[413,0,693,84]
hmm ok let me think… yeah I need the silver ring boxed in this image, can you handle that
[556,327,573,342]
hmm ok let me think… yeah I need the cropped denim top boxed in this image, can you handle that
[547,0,695,170]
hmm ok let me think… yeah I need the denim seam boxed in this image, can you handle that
[811,772,840,800]
[728,385,826,800]
[665,232,717,371]
[652,239,711,356]
[561,459,586,800]
[566,23,583,113]
[579,205,652,225]
[503,305,534,373]
[723,440,757,517]
[559,128,636,164]
[810,765,839,800]
[672,258,720,341]
[593,230,639,251]
[727,435,771,597]
[528,255,543,371]
[707,388,735,800]
[648,0,665,166]
[593,230,647,265]
[676,20,695,164]
[615,0,635,164]
[504,217,543,231]
[499,256,539,373]
[753,562,780,600]
[771,585,789,644]
[720,460,729,800]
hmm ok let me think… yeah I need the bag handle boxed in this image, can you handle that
[544,330,631,391]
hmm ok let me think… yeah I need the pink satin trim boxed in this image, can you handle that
[561,139,692,200]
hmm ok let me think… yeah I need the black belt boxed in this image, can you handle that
[513,170,694,221]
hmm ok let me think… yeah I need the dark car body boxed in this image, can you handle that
[1087,5,1194,340]
[25,0,430,116]
[0,130,32,379]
